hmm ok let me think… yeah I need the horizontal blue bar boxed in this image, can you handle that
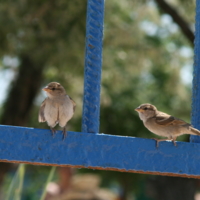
[1,125,200,178]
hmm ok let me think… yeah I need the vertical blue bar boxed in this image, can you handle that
[82,0,105,133]
[191,0,200,142]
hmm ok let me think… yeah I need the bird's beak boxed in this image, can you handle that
[135,107,142,112]
[42,87,50,92]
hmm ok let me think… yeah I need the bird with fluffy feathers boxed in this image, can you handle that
[39,82,76,140]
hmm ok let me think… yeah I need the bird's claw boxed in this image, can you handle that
[152,138,160,148]
[156,141,159,148]
[172,140,177,146]
[62,127,67,141]
[153,138,177,148]
[50,127,67,140]
[50,128,56,137]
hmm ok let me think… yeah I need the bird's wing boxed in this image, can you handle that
[155,112,187,126]
[38,99,46,122]
[69,96,76,112]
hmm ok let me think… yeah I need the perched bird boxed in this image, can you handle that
[135,103,200,147]
[39,82,76,140]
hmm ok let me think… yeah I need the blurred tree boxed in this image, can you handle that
[154,0,194,45]
[0,0,87,126]
[0,0,87,194]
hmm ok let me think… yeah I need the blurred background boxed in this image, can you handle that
[0,0,198,199]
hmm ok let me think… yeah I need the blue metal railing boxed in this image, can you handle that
[82,0,105,133]
[0,0,199,179]
[191,0,200,143]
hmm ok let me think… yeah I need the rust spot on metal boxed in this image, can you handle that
[0,159,199,179]
[88,44,94,48]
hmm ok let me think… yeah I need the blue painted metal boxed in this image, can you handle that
[0,0,199,180]
[82,0,105,133]
[1,125,200,178]
[191,0,200,143]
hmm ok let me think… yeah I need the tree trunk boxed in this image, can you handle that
[154,0,194,46]
[1,54,44,126]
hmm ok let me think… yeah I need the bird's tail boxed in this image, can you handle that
[190,127,200,136]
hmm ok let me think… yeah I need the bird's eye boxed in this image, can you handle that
[52,88,55,91]
[143,107,148,110]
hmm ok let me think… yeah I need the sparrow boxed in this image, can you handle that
[38,82,76,140]
[135,103,200,147]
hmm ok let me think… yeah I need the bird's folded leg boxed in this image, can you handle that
[62,127,67,141]
[153,138,177,147]
[172,138,177,146]
[50,127,56,137]
[153,138,168,148]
